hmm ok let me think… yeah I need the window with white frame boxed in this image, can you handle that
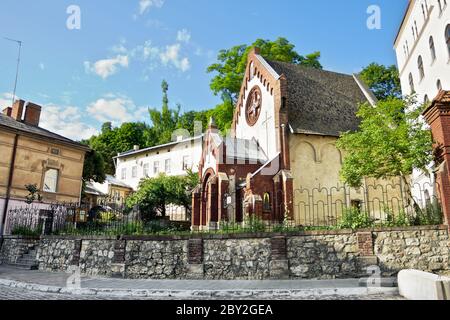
[165,159,171,173]
[143,163,149,177]
[121,168,126,180]
[43,169,58,193]
[132,166,137,178]
[154,161,159,174]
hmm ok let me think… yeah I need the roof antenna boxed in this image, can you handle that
[3,37,23,106]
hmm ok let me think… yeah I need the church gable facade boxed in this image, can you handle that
[191,48,385,231]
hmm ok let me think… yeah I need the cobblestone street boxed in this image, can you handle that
[0,284,405,300]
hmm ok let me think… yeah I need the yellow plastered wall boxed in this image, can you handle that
[0,129,86,204]
[289,134,404,226]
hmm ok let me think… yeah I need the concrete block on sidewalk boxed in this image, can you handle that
[398,269,450,300]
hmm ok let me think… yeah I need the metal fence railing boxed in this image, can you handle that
[3,180,443,237]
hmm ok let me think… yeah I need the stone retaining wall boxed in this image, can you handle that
[203,238,271,280]
[0,237,40,265]
[1,226,449,279]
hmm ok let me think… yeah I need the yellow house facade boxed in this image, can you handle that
[0,100,90,232]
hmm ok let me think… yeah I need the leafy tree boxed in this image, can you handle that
[148,80,181,145]
[126,172,199,220]
[359,63,402,101]
[209,99,235,134]
[101,122,112,134]
[86,122,149,174]
[207,37,322,104]
[336,97,433,205]
[82,149,106,184]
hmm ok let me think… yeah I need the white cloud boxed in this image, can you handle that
[39,104,98,141]
[177,29,191,43]
[0,93,14,109]
[160,44,190,72]
[87,95,147,125]
[112,40,190,73]
[84,55,129,79]
[139,0,165,15]
[130,40,160,61]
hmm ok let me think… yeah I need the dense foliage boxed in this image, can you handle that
[359,63,402,100]
[125,170,199,220]
[336,97,433,188]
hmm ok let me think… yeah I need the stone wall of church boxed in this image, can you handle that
[1,226,449,279]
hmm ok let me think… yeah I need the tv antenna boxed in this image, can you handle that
[3,37,23,106]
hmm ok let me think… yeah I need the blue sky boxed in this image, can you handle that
[0,0,407,140]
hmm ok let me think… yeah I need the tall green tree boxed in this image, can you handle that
[86,122,149,174]
[148,80,181,145]
[82,149,106,184]
[359,63,402,101]
[207,37,322,104]
[336,97,433,203]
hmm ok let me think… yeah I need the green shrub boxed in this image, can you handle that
[412,200,443,226]
[11,226,40,237]
[337,208,375,229]
[384,209,412,227]
[243,215,266,232]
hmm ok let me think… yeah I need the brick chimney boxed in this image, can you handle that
[2,107,12,117]
[11,100,25,121]
[23,102,42,126]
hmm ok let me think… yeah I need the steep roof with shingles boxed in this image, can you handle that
[266,60,370,136]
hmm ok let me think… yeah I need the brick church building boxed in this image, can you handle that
[191,48,380,231]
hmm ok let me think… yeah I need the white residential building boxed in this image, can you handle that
[114,135,203,191]
[395,0,449,102]
[394,0,450,203]
[113,135,203,221]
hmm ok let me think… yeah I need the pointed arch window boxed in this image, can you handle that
[263,192,272,211]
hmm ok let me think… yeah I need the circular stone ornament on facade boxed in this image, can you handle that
[246,86,262,126]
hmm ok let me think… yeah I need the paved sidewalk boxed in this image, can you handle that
[0,265,400,299]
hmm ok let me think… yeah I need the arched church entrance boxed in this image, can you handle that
[200,168,219,229]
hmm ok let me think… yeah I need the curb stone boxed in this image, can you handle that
[0,278,399,298]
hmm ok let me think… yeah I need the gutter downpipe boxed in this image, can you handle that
[0,133,19,240]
